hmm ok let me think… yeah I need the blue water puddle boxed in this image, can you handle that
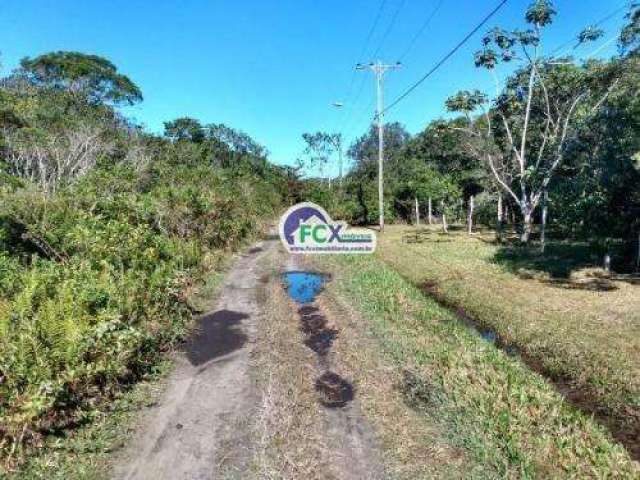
[282,271,326,304]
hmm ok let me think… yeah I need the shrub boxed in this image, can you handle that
[0,156,283,466]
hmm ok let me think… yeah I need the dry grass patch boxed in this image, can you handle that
[376,225,640,461]
[251,252,334,479]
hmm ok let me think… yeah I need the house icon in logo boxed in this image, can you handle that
[278,202,376,254]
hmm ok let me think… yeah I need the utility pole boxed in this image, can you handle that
[332,135,343,187]
[338,138,343,185]
[356,60,401,232]
[330,103,344,187]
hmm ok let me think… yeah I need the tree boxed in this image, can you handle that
[163,117,206,143]
[206,123,269,171]
[404,118,487,199]
[299,131,342,181]
[447,0,620,242]
[347,122,409,176]
[19,51,142,106]
[394,160,461,219]
[619,3,640,56]
[207,123,267,158]
[4,122,113,192]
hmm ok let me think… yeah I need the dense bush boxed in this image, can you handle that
[0,158,283,460]
[0,52,288,465]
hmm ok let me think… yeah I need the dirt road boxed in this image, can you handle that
[113,239,271,479]
[113,236,383,479]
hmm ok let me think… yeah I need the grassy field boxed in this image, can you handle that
[313,252,639,477]
[374,225,640,461]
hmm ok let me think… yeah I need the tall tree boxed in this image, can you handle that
[347,122,409,176]
[447,0,620,242]
[619,3,640,56]
[163,117,206,143]
[299,131,342,181]
[19,51,142,106]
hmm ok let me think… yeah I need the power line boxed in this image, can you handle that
[584,35,619,59]
[357,0,390,66]
[344,98,375,139]
[371,0,407,59]
[345,0,444,141]
[549,1,631,57]
[339,0,406,144]
[338,0,389,133]
[382,0,509,116]
[398,0,445,62]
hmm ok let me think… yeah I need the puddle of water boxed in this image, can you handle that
[282,272,354,408]
[480,330,497,344]
[282,271,326,304]
[315,372,354,408]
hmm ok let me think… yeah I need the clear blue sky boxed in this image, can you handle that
[0,0,628,174]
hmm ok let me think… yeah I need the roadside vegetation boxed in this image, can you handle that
[313,253,639,477]
[377,225,640,460]
[300,2,640,268]
[293,3,640,467]
[311,263,489,479]
[0,51,290,473]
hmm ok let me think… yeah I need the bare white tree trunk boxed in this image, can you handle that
[4,124,112,192]
[540,190,548,253]
[454,40,620,246]
[521,204,534,243]
[467,195,475,235]
[441,201,448,233]
[414,197,420,227]
[428,197,433,225]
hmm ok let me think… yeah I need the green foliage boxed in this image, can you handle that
[320,252,639,477]
[19,51,143,106]
[163,117,206,143]
[0,51,287,470]
[298,131,341,180]
[445,90,487,113]
[317,2,640,251]
[0,157,283,459]
[619,4,640,55]
[524,0,556,27]
[577,26,604,46]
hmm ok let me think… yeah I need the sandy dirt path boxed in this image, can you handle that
[113,236,385,480]
[113,239,274,480]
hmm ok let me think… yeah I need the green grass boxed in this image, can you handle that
[3,360,171,479]
[315,252,639,478]
[375,226,640,462]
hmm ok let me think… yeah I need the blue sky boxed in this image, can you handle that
[0,0,629,174]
